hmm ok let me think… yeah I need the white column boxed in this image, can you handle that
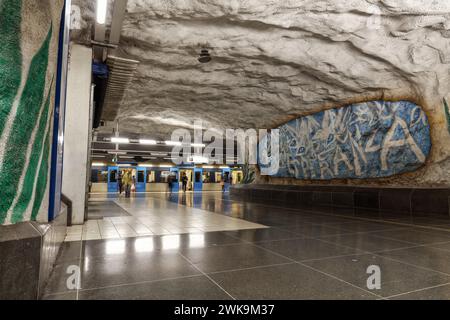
[62,43,92,225]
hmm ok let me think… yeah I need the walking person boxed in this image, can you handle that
[181,173,188,192]
[122,169,133,198]
[131,175,136,193]
[168,175,173,194]
[118,172,123,195]
[220,176,225,192]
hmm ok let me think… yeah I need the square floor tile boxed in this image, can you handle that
[210,263,377,299]
[317,233,414,253]
[256,238,363,262]
[279,223,353,238]
[390,283,450,300]
[376,246,450,275]
[303,253,450,297]
[223,228,302,243]
[45,252,201,292]
[42,292,77,300]
[180,243,290,273]
[369,228,450,245]
[78,276,231,300]
[327,221,405,233]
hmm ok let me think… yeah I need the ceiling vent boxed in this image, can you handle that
[102,56,140,121]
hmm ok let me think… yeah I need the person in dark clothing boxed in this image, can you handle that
[168,175,173,193]
[181,173,188,192]
[118,173,123,195]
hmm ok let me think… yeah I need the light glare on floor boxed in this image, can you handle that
[105,240,126,255]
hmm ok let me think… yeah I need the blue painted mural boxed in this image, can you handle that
[261,100,431,180]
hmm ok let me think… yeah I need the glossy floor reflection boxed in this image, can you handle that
[43,192,450,300]
[66,195,266,241]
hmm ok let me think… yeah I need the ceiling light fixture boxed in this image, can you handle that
[198,49,211,63]
[151,152,168,157]
[92,162,106,167]
[188,156,209,164]
[96,0,107,24]
[191,143,206,147]
[165,141,182,146]
[139,139,157,145]
[140,164,155,168]
[111,137,130,144]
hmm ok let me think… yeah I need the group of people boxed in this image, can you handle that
[167,173,189,193]
[118,169,135,198]
[168,172,231,193]
[118,170,231,196]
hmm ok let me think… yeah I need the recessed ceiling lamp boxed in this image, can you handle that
[198,49,211,63]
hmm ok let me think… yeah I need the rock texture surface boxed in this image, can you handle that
[71,0,450,186]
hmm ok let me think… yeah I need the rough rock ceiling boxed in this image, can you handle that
[71,0,450,141]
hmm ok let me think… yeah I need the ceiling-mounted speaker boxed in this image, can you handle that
[198,49,211,63]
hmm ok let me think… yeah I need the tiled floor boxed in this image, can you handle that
[65,196,266,241]
[44,192,450,300]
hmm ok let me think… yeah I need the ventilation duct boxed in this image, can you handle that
[101,56,139,121]
[92,61,109,128]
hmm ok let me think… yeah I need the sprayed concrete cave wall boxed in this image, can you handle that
[71,1,450,187]
[0,0,64,225]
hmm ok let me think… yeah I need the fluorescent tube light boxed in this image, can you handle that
[111,137,130,144]
[165,141,182,146]
[96,0,107,24]
[139,139,157,145]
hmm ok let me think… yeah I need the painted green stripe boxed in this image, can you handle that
[31,127,51,221]
[0,25,52,224]
[11,79,53,224]
[0,0,22,136]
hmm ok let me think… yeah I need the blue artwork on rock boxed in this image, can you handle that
[261,100,431,180]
